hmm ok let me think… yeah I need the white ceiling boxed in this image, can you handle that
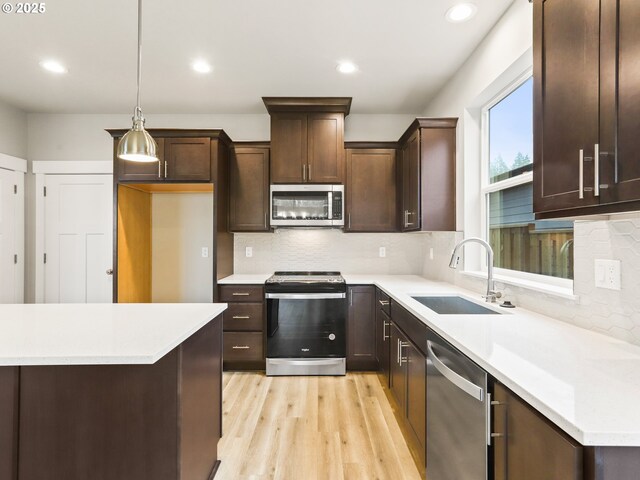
[0,0,514,114]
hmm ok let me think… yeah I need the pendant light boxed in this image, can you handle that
[117,0,158,163]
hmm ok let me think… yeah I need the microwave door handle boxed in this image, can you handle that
[328,191,333,220]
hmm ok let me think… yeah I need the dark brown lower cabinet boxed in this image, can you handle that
[375,303,392,387]
[15,318,222,480]
[0,367,18,480]
[219,284,266,371]
[346,286,377,371]
[493,382,582,480]
[389,324,407,409]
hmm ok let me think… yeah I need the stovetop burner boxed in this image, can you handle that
[266,271,344,284]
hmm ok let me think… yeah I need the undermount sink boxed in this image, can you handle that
[411,295,502,315]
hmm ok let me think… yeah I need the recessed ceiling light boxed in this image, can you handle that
[445,3,478,23]
[40,60,67,74]
[192,60,212,74]
[337,61,358,74]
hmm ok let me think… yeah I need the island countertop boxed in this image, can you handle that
[0,303,227,366]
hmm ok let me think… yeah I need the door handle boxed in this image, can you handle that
[398,341,408,366]
[594,143,600,197]
[164,161,168,178]
[307,164,311,180]
[158,161,162,178]
[302,164,306,182]
[579,149,584,199]
[404,210,410,228]
[383,321,390,341]
[232,316,250,319]
[232,292,251,296]
[378,299,389,306]
[232,345,250,350]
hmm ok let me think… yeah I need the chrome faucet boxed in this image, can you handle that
[448,237,502,303]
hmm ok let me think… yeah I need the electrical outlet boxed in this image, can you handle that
[245,247,253,258]
[201,247,209,258]
[594,259,621,290]
[379,247,386,258]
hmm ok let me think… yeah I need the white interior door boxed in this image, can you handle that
[44,175,112,303]
[0,168,24,303]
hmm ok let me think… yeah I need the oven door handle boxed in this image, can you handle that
[265,292,346,300]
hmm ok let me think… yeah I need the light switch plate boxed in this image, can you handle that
[594,259,621,290]
[245,247,253,258]
[201,247,209,258]
[379,247,386,258]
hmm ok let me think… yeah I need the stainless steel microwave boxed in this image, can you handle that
[270,184,344,227]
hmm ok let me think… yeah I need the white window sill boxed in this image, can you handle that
[460,270,579,301]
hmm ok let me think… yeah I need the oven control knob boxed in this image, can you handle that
[329,334,336,341]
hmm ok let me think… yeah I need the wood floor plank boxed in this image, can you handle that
[216,372,422,480]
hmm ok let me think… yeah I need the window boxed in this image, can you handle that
[482,76,574,280]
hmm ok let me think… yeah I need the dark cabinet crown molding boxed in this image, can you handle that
[262,97,352,116]
[398,117,458,145]
[106,128,232,146]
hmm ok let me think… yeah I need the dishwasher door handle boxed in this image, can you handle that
[427,340,484,402]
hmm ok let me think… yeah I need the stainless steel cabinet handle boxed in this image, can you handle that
[594,143,600,197]
[302,164,306,181]
[378,299,389,306]
[164,161,168,178]
[398,341,408,366]
[232,292,250,296]
[232,345,250,350]
[349,289,353,306]
[348,213,351,229]
[397,339,400,365]
[383,321,390,341]
[308,164,311,180]
[264,212,267,228]
[158,161,162,178]
[427,340,484,401]
[232,315,250,319]
[579,149,584,199]
[404,210,410,228]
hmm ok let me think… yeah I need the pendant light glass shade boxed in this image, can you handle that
[117,0,158,163]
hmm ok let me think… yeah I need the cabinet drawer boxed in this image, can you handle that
[390,302,428,356]
[219,285,264,303]
[223,332,264,363]
[376,288,391,316]
[224,303,263,331]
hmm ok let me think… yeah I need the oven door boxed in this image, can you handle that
[265,292,346,374]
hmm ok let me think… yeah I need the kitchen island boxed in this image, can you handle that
[0,303,226,480]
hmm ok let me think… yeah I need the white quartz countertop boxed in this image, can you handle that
[0,303,226,366]
[366,275,640,446]
[218,274,272,284]
[221,272,640,446]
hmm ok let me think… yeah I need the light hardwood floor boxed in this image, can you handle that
[216,372,423,480]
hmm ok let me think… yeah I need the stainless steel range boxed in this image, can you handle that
[265,271,346,376]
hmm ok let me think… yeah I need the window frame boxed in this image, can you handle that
[478,68,573,290]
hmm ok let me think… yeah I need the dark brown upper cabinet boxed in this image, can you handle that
[534,0,640,218]
[164,137,211,181]
[397,118,457,232]
[264,97,351,184]
[229,143,270,232]
[109,130,228,184]
[345,145,398,232]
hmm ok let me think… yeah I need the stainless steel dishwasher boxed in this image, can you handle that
[426,330,489,480]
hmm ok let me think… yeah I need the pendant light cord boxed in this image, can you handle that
[135,0,143,119]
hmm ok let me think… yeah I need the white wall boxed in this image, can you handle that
[27,112,418,162]
[0,100,28,158]
[151,193,214,303]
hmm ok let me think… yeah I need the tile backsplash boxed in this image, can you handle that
[421,214,640,346]
[234,229,426,275]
